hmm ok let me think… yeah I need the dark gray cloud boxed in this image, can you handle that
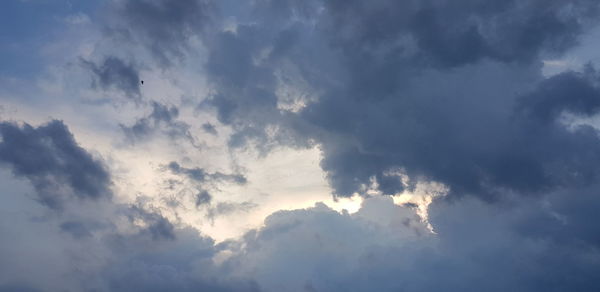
[165,161,248,218]
[0,138,259,291]
[517,65,600,122]
[306,65,600,199]
[0,119,259,291]
[168,161,247,185]
[196,0,600,200]
[4,180,600,291]
[2,119,600,292]
[322,0,599,68]
[83,217,260,292]
[127,206,176,241]
[107,0,215,66]
[195,190,212,207]
[218,196,600,291]
[59,220,99,239]
[82,56,141,99]
[201,27,283,150]
[121,101,196,145]
[197,0,331,151]
[0,120,112,210]
[99,225,261,292]
[0,284,41,292]
[202,122,218,135]
[184,1,600,288]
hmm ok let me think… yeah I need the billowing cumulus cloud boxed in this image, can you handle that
[198,0,600,199]
[221,196,600,291]
[2,0,600,291]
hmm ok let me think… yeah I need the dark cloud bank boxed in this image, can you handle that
[3,0,600,291]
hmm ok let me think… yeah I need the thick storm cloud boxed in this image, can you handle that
[3,0,600,291]
[194,0,600,288]
[198,0,600,199]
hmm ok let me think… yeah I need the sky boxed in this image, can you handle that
[2,0,600,291]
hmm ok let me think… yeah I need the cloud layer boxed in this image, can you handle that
[2,0,600,291]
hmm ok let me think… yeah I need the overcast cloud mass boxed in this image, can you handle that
[2,0,600,291]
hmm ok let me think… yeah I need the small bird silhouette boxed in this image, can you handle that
[141,80,144,85]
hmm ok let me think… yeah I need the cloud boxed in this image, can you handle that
[195,190,212,207]
[127,205,177,241]
[1,121,600,290]
[121,102,197,145]
[205,201,257,222]
[86,221,261,292]
[304,64,600,199]
[168,161,247,185]
[106,0,215,66]
[0,119,259,291]
[323,0,598,67]
[82,56,141,100]
[194,0,600,200]
[0,120,112,210]
[517,66,600,122]
[217,195,600,291]
[59,220,100,239]
[97,226,261,292]
[202,122,218,135]
[4,0,600,291]
[0,284,41,292]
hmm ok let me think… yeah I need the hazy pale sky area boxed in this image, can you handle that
[2,1,600,291]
